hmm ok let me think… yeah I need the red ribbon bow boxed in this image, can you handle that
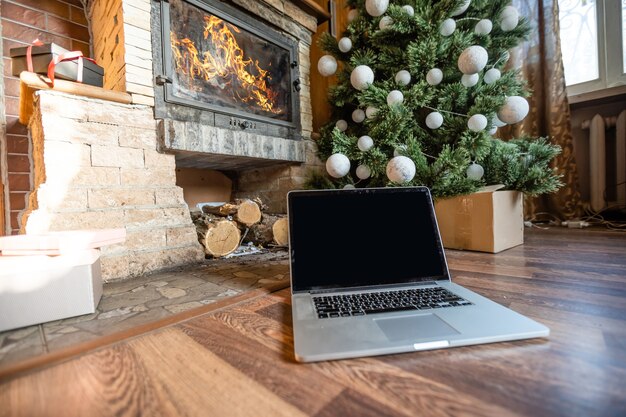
[47,51,97,86]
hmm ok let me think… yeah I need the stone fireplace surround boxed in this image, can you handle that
[20,0,323,281]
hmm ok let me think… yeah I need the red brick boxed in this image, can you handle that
[9,192,27,211]
[7,154,31,173]
[71,39,90,57]
[10,211,20,231]
[1,2,46,29]
[1,20,72,50]
[4,96,20,117]
[6,116,28,135]
[4,76,21,97]
[6,135,30,153]
[10,0,70,19]
[8,173,31,191]
[70,5,88,26]
[47,14,90,42]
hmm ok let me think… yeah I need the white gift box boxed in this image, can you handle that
[0,249,103,332]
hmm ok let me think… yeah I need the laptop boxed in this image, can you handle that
[287,186,549,363]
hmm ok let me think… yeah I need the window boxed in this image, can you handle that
[558,0,626,95]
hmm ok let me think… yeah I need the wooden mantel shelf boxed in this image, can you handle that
[292,0,330,24]
[18,71,132,125]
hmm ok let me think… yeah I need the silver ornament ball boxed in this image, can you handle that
[350,65,375,91]
[461,73,479,87]
[357,135,374,152]
[335,119,348,132]
[386,156,416,183]
[458,45,488,75]
[474,19,493,35]
[386,90,404,107]
[498,96,529,124]
[395,70,411,86]
[365,106,379,119]
[466,162,484,180]
[338,37,352,53]
[483,68,501,84]
[365,0,389,17]
[379,16,394,30]
[426,112,444,129]
[426,68,443,85]
[352,109,366,123]
[317,55,337,77]
[326,153,351,178]
[356,164,372,180]
[402,5,414,16]
[467,114,488,132]
[440,18,456,36]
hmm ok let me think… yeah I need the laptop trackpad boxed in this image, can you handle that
[375,314,460,341]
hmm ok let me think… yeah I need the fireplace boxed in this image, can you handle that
[161,0,300,131]
[19,0,324,281]
[151,0,305,171]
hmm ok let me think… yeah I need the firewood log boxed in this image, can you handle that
[192,211,241,257]
[272,217,289,247]
[200,198,262,227]
[243,214,286,246]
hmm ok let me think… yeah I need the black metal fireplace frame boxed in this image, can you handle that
[151,0,302,139]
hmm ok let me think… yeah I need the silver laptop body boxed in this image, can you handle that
[287,187,549,363]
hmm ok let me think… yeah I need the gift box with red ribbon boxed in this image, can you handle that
[10,41,104,87]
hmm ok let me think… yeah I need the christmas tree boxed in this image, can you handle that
[311,0,563,198]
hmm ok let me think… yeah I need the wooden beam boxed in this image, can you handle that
[292,0,330,24]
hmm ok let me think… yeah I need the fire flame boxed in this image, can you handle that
[170,15,282,114]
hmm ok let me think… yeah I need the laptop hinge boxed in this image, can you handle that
[306,281,440,295]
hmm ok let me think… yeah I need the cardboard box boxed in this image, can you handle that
[434,186,524,253]
[0,250,103,332]
[10,43,104,87]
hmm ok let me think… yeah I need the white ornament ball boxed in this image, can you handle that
[466,162,484,180]
[350,65,375,91]
[394,144,407,157]
[492,115,507,127]
[356,164,372,180]
[357,135,374,151]
[440,18,456,36]
[488,125,498,135]
[402,5,414,16]
[347,9,358,23]
[343,184,355,189]
[498,96,529,124]
[326,153,351,178]
[500,6,519,32]
[426,68,444,85]
[386,156,416,183]
[335,119,348,131]
[467,114,488,132]
[458,45,488,74]
[386,90,404,107]
[483,68,501,84]
[365,0,389,17]
[451,0,471,17]
[338,37,352,53]
[426,111,444,129]
[379,16,394,30]
[352,109,366,123]
[395,70,411,86]
[461,73,479,87]
[365,106,379,119]
[474,19,493,35]
[317,55,337,77]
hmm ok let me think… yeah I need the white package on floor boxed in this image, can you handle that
[0,249,102,332]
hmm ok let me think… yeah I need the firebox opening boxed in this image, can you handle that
[155,0,301,134]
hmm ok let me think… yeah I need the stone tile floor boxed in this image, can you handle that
[0,248,290,368]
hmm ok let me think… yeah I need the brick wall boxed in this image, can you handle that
[1,0,91,234]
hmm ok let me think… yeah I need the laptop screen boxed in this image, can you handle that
[288,187,450,292]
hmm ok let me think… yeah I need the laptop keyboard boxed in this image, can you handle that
[313,287,472,319]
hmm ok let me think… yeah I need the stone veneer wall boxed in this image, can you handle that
[23,91,204,281]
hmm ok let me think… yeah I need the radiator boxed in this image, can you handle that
[582,110,626,212]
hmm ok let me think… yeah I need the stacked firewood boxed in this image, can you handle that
[190,197,288,258]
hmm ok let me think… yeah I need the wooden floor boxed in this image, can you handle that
[1,227,625,417]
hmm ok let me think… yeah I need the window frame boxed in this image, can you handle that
[560,0,626,96]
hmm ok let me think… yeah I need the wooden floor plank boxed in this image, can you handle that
[1,228,625,417]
